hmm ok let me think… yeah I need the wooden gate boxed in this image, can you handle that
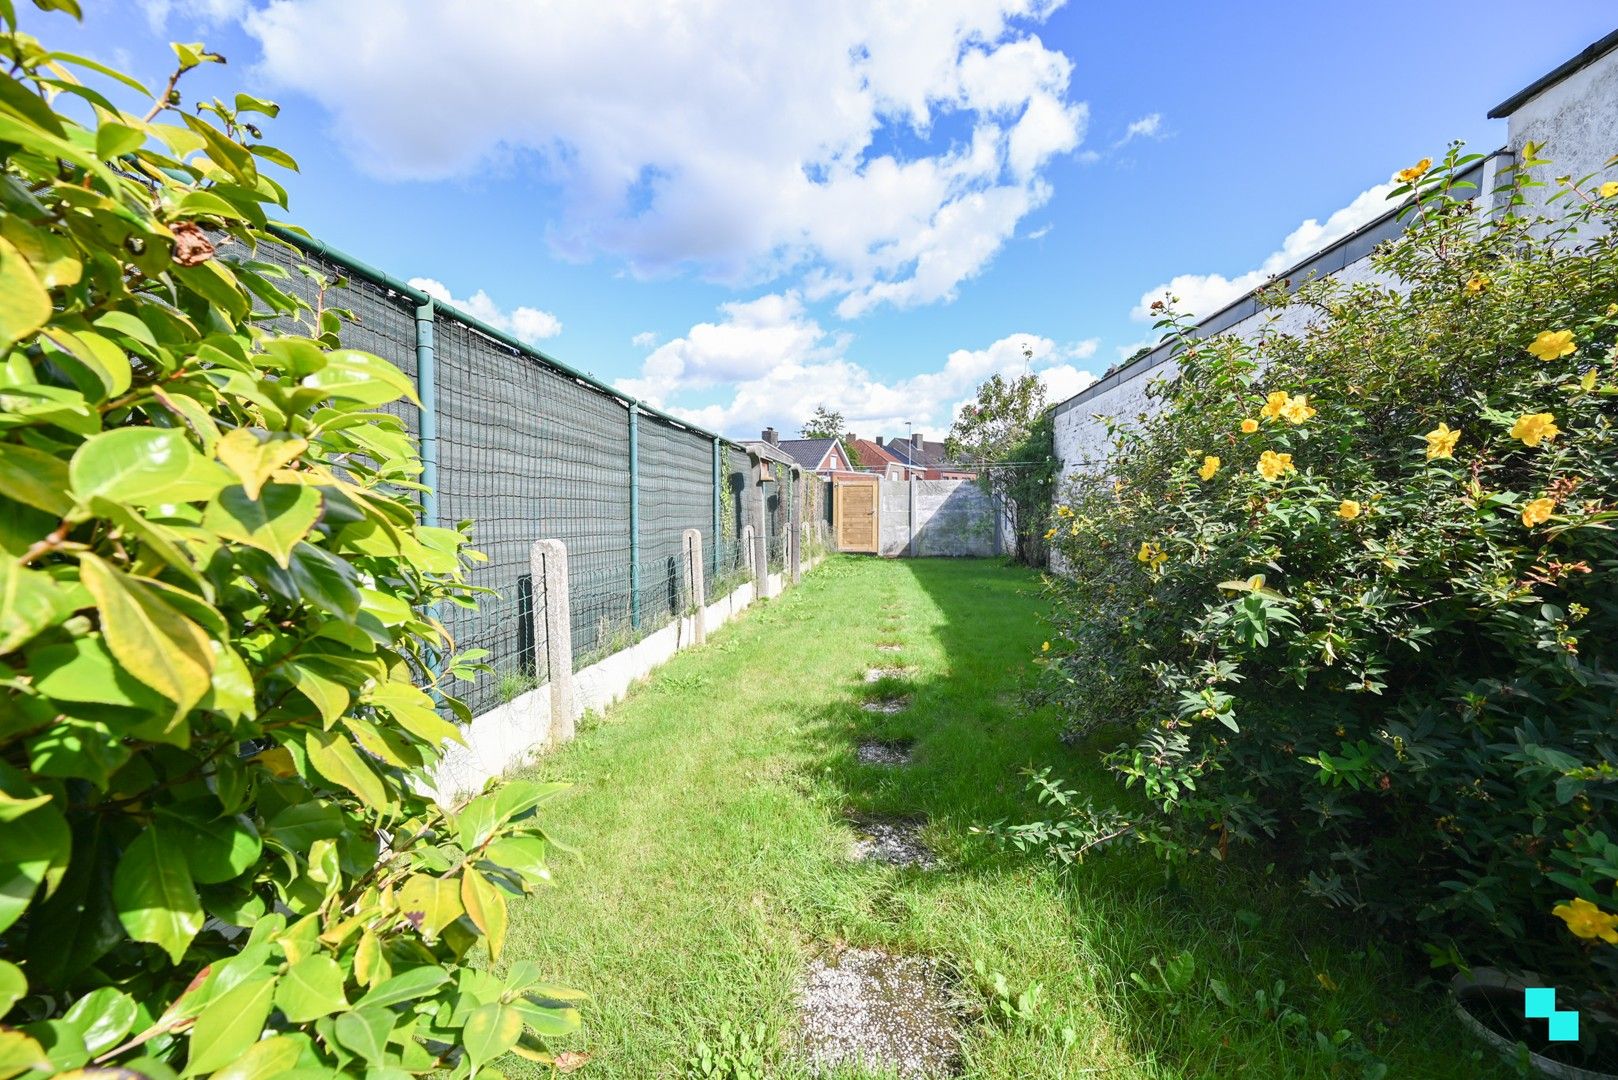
[834,478,880,553]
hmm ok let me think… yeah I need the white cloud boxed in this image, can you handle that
[139,0,246,29]
[1131,178,1399,321]
[1113,112,1162,147]
[408,277,562,343]
[621,293,1095,437]
[631,331,659,349]
[243,0,1085,318]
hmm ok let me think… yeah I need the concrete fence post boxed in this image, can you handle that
[531,539,575,746]
[789,479,802,584]
[740,524,756,585]
[751,521,771,597]
[907,477,918,558]
[682,528,706,644]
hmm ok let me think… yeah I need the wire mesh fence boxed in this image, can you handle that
[244,232,794,715]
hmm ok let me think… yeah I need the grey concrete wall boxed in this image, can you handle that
[1051,48,1616,494]
[1504,45,1618,220]
[877,479,996,557]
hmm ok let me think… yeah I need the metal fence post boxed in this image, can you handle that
[531,540,574,746]
[628,403,641,630]
[682,528,706,644]
[415,298,438,527]
[711,437,722,581]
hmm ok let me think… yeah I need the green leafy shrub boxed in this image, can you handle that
[1040,146,1618,998]
[0,7,579,1076]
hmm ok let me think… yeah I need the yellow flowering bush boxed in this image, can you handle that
[1039,147,1618,1000]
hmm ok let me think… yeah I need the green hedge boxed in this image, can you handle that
[0,7,580,1077]
[1041,147,1618,996]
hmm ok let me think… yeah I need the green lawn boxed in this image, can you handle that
[496,556,1505,1079]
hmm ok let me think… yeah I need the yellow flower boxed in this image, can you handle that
[1041,641,1051,652]
[1240,418,1259,434]
[1397,157,1432,184]
[1043,527,1056,540]
[1510,412,1561,447]
[1464,275,1488,295]
[1246,574,1266,591]
[1198,455,1221,481]
[1136,541,1167,570]
[1259,390,1290,421]
[1521,497,1555,527]
[1280,394,1316,425]
[1337,500,1361,521]
[1256,449,1295,482]
[1609,303,1618,317]
[1601,181,1618,199]
[1552,897,1618,944]
[1528,329,1576,361]
[1424,422,1461,460]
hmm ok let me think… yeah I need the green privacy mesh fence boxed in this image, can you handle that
[247,232,796,715]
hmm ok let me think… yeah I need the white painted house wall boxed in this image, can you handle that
[1050,35,1617,496]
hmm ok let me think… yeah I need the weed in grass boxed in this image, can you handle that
[497,667,542,703]
[494,557,1512,1080]
[683,1019,772,1080]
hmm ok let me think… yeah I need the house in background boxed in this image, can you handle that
[752,427,854,479]
[846,437,908,480]
[876,432,978,480]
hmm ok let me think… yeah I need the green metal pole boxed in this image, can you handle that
[711,437,722,581]
[628,403,641,630]
[414,298,438,527]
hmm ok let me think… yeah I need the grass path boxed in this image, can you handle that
[498,557,1505,1078]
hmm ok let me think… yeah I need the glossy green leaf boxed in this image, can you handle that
[287,541,361,618]
[0,800,70,935]
[95,119,144,160]
[368,681,463,749]
[301,349,419,407]
[303,728,388,811]
[207,1033,304,1080]
[331,1005,392,1062]
[62,985,137,1056]
[112,825,203,964]
[395,873,463,941]
[273,954,348,1023]
[182,970,276,1076]
[0,559,72,655]
[214,428,307,499]
[164,805,262,884]
[0,233,50,352]
[69,427,195,504]
[353,964,448,1010]
[204,483,322,567]
[0,959,26,1016]
[283,659,350,727]
[79,554,214,715]
[0,440,72,515]
[511,994,582,1038]
[461,867,508,961]
[461,1002,522,1072]
[27,715,129,788]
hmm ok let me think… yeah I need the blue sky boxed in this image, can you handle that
[47,1,1618,440]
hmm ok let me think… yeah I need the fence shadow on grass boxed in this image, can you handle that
[799,556,1509,1080]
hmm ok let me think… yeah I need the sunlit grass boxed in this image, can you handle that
[495,556,1506,1078]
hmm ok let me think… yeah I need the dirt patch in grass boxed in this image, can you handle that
[876,642,904,653]
[796,945,962,1078]
[857,739,914,765]
[849,816,935,868]
[861,697,910,715]
[865,667,914,683]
